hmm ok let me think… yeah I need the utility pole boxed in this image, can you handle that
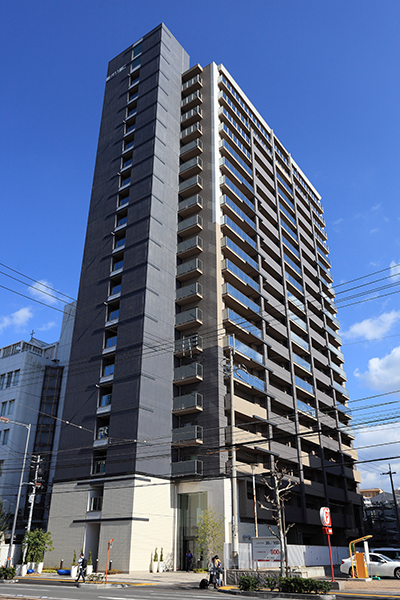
[251,464,258,538]
[229,337,239,569]
[381,464,400,544]
[27,456,41,532]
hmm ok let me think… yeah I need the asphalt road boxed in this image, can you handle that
[2,582,400,600]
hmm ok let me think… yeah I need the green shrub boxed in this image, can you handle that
[280,577,332,594]
[0,566,16,579]
[239,575,261,591]
[264,575,280,591]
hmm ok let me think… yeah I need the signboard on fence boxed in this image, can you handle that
[251,537,280,563]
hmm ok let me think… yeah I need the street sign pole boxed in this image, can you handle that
[320,507,334,583]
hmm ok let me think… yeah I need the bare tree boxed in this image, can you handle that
[259,465,295,577]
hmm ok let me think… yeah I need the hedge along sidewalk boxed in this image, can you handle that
[218,589,335,600]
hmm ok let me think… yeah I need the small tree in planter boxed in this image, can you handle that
[159,548,164,573]
[86,549,93,575]
[22,529,54,571]
[195,507,224,568]
[152,548,158,573]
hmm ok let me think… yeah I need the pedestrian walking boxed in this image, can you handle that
[186,549,193,571]
[75,553,87,583]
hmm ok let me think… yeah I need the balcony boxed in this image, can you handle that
[181,106,202,126]
[338,422,355,438]
[94,426,109,447]
[174,334,203,356]
[224,335,264,366]
[178,194,203,216]
[222,283,261,316]
[179,156,203,177]
[173,362,203,384]
[297,399,317,419]
[333,381,350,400]
[175,307,203,330]
[295,375,314,396]
[290,330,309,352]
[178,214,203,235]
[221,237,258,271]
[181,90,203,110]
[330,361,347,381]
[180,123,202,143]
[326,325,342,345]
[171,459,203,477]
[180,139,203,160]
[177,235,203,258]
[233,368,265,391]
[182,74,203,95]
[222,308,263,341]
[173,392,203,414]
[172,425,203,446]
[179,174,203,198]
[176,258,203,280]
[176,282,203,305]
[226,425,265,448]
[292,353,311,374]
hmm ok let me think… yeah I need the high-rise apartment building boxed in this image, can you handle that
[47,24,362,572]
[0,303,75,557]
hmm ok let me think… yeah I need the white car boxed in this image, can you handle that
[340,553,400,579]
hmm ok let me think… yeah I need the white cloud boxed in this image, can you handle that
[355,425,400,491]
[355,345,400,390]
[332,218,344,226]
[0,307,33,333]
[369,228,379,234]
[342,310,400,341]
[390,260,400,282]
[29,280,58,305]
[371,203,381,211]
[37,321,56,332]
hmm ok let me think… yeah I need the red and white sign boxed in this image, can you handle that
[322,526,333,535]
[252,537,281,563]
[320,507,331,527]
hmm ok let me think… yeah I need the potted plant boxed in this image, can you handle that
[22,530,53,574]
[86,549,93,576]
[158,548,164,573]
[152,548,158,573]
[70,550,77,579]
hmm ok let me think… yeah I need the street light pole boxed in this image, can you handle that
[1,418,32,566]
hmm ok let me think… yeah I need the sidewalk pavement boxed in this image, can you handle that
[11,571,400,595]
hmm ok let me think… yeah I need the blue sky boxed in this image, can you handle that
[1,0,400,492]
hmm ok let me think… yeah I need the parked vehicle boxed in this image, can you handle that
[372,548,400,560]
[340,553,400,579]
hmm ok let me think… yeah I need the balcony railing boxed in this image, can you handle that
[171,459,203,477]
[333,381,350,399]
[173,362,203,383]
[173,392,203,414]
[224,335,263,365]
[176,282,203,302]
[176,258,203,278]
[297,399,316,419]
[178,194,203,214]
[175,308,203,327]
[172,425,203,446]
[295,375,314,395]
[290,330,309,352]
[178,214,203,233]
[174,334,203,355]
[233,368,265,391]
[177,236,203,255]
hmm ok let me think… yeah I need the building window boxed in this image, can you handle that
[100,392,112,407]
[5,373,12,388]
[103,363,114,377]
[117,215,127,227]
[1,403,6,417]
[115,236,125,249]
[8,400,14,415]
[2,430,9,445]
[0,375,4,390]
[13,370,20,386]
[105,336,117,349]
[93,459,106,474]
[0,460,3,476]
[110,283,121,296]
[90,496,103,511]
